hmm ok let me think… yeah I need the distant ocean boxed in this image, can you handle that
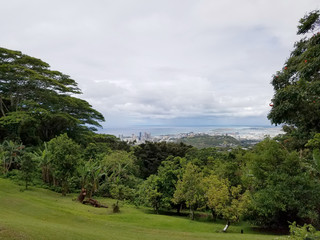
[99,125,283,138]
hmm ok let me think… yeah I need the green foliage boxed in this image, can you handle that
[284,222,320,240]
[137,156,186,211]
[203,175,250,225]
[274,126,310,151]
[84,133,131,152]
[34,142,53,184]
[134,141,192,179]
[0,178,276,240]
[306,133,320,149]
[0,47,104,144]
[297,10,320,35]
[77,159,102,198]
[203,174,229,219]
[0,140,24,175]
[268,10,320,137]
[156,156,186,209]
[305,133,320,174]
[19,152,36,189]
[245,139,320,228]
[83,142,111,160]
[211,149,246,187]
[173,162,205,220]
[179,135,240,149]
[138,174,163,213]
[47,134,81,195]
[185,147,220,167]
[99,151,139,200]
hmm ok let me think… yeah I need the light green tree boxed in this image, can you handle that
[203,174,229,220]
[173,162,205,220]
[203,174,250,231]
[78,159,102,198]
[34,142,52,184]
[285,222,320,240]
[138,175,162,213]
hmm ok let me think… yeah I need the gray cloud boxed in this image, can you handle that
[1,0,319,127]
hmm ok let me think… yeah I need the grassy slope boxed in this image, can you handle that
[0,179,277,240]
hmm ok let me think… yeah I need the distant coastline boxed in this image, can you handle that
[100,125,283,138]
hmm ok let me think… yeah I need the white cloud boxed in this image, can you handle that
[1,0,319,127]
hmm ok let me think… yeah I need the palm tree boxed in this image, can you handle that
[34,142,53,184]
[1,140,24,175]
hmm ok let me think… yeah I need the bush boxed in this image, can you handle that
[282,222,320,240]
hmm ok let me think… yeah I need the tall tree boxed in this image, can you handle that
[268,10,320,139]
[138,175,163,213]
[47,134,81,196]
[0,47,104,144]
[245,139,320,228]
[173,162,205,220]
[203,174,250,231]
[100,151,139,200]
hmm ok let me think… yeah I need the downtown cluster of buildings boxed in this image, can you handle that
[116,127,283,145]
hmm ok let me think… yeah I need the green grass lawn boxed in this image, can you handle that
[0,178,279,240]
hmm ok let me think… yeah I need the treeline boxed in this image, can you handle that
[2,134,320,231]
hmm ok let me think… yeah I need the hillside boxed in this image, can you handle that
[178,134,241,149]
[0,178,276,240]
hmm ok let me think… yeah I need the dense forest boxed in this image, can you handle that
[1,10,320,237]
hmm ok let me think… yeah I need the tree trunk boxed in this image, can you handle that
[88,188,93,198]
[77,188,87,203]
[61,181,68,196]
[223,221,230,232]
[0,97,6,117]
[211,208,216,221]
[83,198,108,208]
[155,205,159,214]
[176,204,181,214]
[190,206,195,220]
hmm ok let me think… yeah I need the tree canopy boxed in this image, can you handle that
[0,47,104,144]
[268,10,320,137]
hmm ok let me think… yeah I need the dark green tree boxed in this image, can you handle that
[77,159,102,198]
[0,47,105,144]
[134,142,192,179]
[138,174,162,213]
[268,10,320,141]
[137,156,186,212]
[47,134,81,195]
[19,152,37,190]
[156,156,186,211]
[245,139,320,228]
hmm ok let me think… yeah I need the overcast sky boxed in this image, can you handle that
[1,0,320,128]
